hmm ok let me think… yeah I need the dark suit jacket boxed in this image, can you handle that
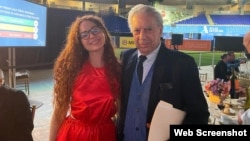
[214,60,230,81]
[117,44,210,140]
[0,85,34,141]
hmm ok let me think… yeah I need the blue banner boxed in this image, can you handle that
[163,25,250,40]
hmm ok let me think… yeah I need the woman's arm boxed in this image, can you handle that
[49,105,68,141]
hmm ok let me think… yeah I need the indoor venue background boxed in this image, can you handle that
[0,0,250,70]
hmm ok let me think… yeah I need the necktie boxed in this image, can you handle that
[137,55,147,84]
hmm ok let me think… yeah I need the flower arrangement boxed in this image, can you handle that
[205,79,230,104]
[205,79,230,96]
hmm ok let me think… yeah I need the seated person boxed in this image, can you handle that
[226,51,246,73]
[0,69,34,141]
[214,54,231,81]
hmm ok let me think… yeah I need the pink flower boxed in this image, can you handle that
[205,79,229,96]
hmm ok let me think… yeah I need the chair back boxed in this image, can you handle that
[199,73,208,83]
[30,105,36,121]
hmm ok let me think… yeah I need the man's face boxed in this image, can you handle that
[130,13,162,55]
[228,53,235,62]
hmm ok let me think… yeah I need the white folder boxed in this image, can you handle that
[148,100,186,141]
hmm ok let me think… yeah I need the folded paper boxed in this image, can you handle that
[148,100,186,141]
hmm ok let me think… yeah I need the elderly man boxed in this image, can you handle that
[117,4,209,141]
[243,31,250,53]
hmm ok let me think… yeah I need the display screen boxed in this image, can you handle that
[214,36,245,52]
[0,0,47,47]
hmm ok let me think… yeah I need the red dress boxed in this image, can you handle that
[56,62,117,141]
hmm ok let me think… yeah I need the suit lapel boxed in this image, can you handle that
[124,51,137,76]
[122,51,138,110]
[147,45,174,123]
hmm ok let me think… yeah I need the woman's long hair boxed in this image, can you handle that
[53,14,121,122]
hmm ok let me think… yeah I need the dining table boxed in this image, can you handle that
[205,91,246,125]
[29,99,43,110]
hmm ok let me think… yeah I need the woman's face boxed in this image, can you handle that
[79,20,105,53]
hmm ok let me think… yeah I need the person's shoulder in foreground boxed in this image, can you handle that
[0,85,33,141]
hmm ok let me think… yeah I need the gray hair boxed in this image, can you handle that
[127,4,163,32]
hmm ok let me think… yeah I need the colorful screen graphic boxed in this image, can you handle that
[0,0,47,47]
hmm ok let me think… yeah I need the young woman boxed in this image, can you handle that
[49,14,121,141]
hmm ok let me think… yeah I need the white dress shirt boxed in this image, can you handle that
[138,43,161,83]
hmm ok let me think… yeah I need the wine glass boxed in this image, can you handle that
[217,81,229,109]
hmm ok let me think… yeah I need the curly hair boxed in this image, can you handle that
[53,14,121,122]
